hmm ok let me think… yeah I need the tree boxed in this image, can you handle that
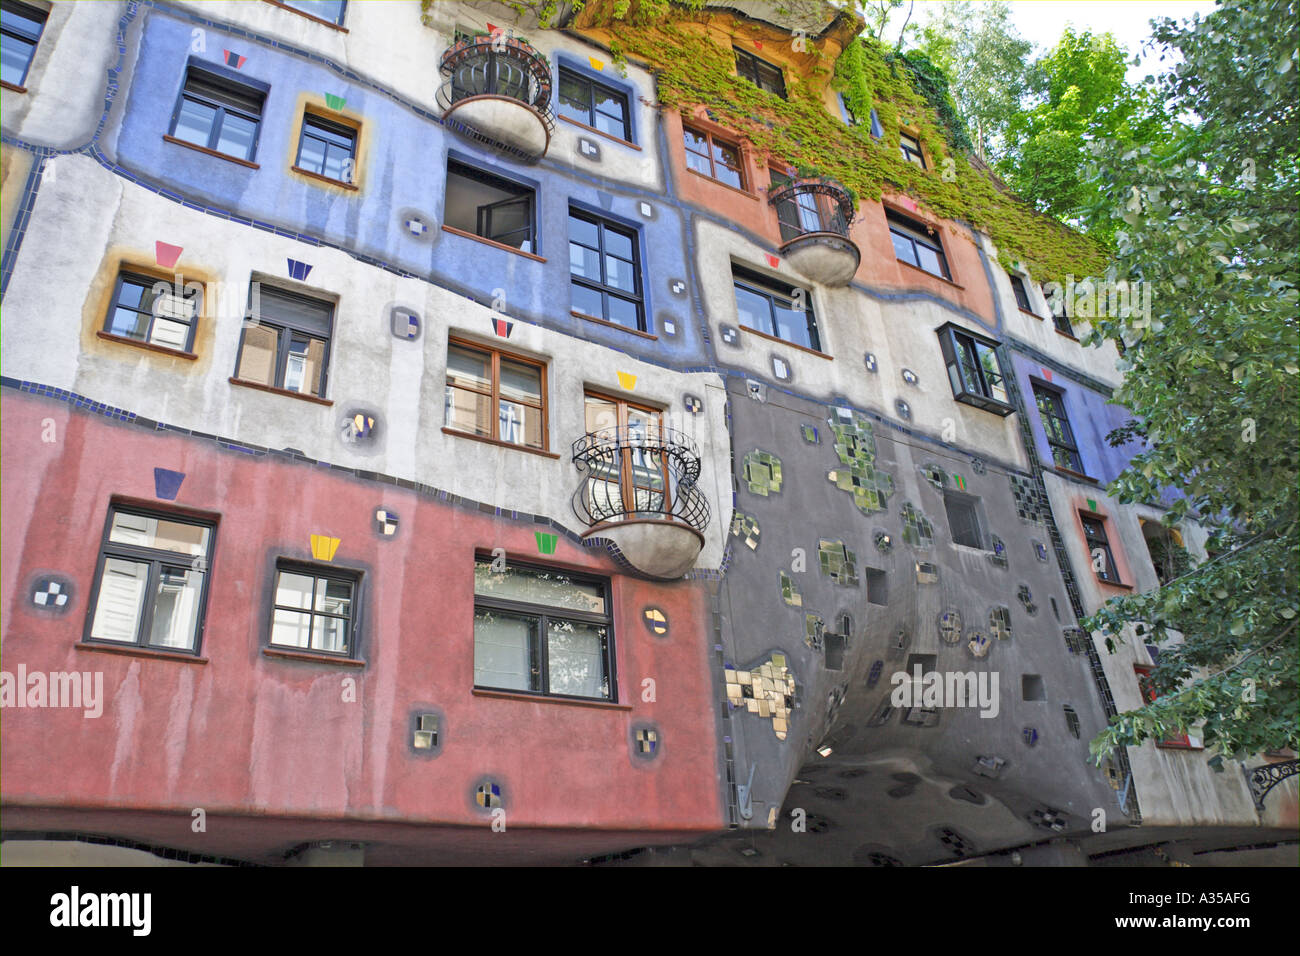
[1080,0,1299,763]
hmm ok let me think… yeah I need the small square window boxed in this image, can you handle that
[236,285,335,397]
[295,113,357,184]
[683,125,746,190]
[445,338,547,450]
[943,492,983,549]
[445,161,536,254]
[887,209,949,279]
[899,132,926,168]
[1,0,46,88]
[105,271,200,352]
[936,323,1014,416]
[732,264,821,352]
[169,65,266,162]
[734,47,786,98]
[1080,513,1121,584]
[86,506,215,654]
[270,562,360,657]
[1022,674,1046,701]
[1010,275,1035,314]
[557,67,630,142]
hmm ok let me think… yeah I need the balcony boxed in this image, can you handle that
[437,34,555,161]
[572,426,710,580]
[769,177,860,286]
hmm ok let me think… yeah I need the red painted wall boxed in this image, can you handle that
[1,394,723,834]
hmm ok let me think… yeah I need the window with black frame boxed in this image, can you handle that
[444,161,536,253]
[732,265,821,352]
[1033,383,1085,473]
[280,0,346,26]
[888,209,949,279]
[295,113,356,183]
[1081,513,1120,583]
[734,47,786,98]
[937,323,1013,415]
[473,559,614,701]
[269,562,360,656]
[1,0,46,88]
[556,67,630,141]
[899,132,926,167]
[169,66,265,162]
[86,506,215,654]
[104,271,201,352]
[236,285,334,397]
[568,209,644,331]
[1010,275,1035,313]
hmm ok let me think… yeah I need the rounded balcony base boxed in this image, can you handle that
[442,95,551,160]
[581,518,705,580]
[780,232,861,286]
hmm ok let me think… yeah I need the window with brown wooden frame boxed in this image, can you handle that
[444,338,547,451]
[683,124,746,190]
[583,392,670,520]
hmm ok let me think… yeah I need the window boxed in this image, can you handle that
[86,506,214,654]
[295,113,356,183]
[444,161,536,253]
[104,271,200,352]
[1,0,45,88]
[584,392,669,518]
[888,209,949,279]
[899,132,925,168]
[683,125,745,190]
[838,93,857,125]
[869,108,884,139]
[937,324,1013,415]
[734,47,786,98]
[1080,513,1120,584]
[444,338,547,450]
[557,67,630,141]
[1010,275,1035,313]
[236,285,334,397]
[1045,283,1076,337]
[943,492,983,549]
[1033,383,1084,473]
[732,265,821,352]
[473,558,614,701]
[280,0,346,25]
[169,66,265,162]
[1141,519,1190,588]
[269,562,359,656]
[568,209,644,331]
[1134,665,1202,748]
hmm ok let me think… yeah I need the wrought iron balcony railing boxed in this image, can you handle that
[769,177,855,242]
[436,33,555,131]
[571,426,710,534]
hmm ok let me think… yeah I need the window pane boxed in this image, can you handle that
[147,566,204,650]
[734,284,772,334]
[474,562,605,614]
[890,231,918,267]
[498,398,543,448]
[90,558,150,643]
[606,294,640,330]
[712,161,743,190]
[312,615,349,654]
[474,608,539,691]
[594,106,626,140]
[173,98,218,147]
[1,5,45,36]
[446,344,491,391]
[584,395,619,433]
[298,134,327,174]
[216,113,257,160]
[237,324,278,386]
[271,609,313,648]
[316,577,352,615]
[285,335,325,395]
[323,143,350,182]
[682,127,709,156]
[773,303,814,350]
[150,317,191,350]
[603,229,633,261]
[275,571,316,609]
[109,512,210,557]
[977,344,1007,403]
[499,359,541,404]
[684,150,712,177]
[108,306,150,340]
[570,281,603,318]
[568,214,600,249]
[445,384,491,436]
[916,243,946,278]
[604,254,636,292]
[568,241,601,280]
[284,0,345,23]
[557,72,590,122]
[547,620,608,698]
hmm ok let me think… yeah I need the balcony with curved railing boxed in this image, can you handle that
[769,176,860,286]
[436,33,555,160]
[571,426,710,579]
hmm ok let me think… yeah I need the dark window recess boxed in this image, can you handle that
[899,132,925,168]
[1081,514,1120,584]
[824,631,846,671]
[281,0,346,25]
[445,161,536,253]
[1010,275,1034,313]
[734,47,786,98]
[1063,704,1081,738]
[556,67,630,141]
[865,568,888,606]
[1022,674,1046,701]
[473,558,615,701]
[85,506,215,654]
[1,0,46,87]
[296,114,356,183]
[1142,520,1191,587]
[105,271,200,352]
[568,208,644,331]
[732,264,821,352]
[1044,282,1076,336]
[943,493,983,549]
[937,324,1014,415]
[236,285,334,397]
[683,125,745,190]
[869,109,884,139]
[887,209,949,279]
[1033,383,1085,473]
[169,66,265,162]
[269,562,360,657]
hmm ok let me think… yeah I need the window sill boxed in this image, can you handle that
[558,114,640,150]
[76,642,208,664]
[440,224,546,263]
[263,647,365,667]
[1054,326,1080,341]
[290,165,359,191]
[572,310,657,340]
[1019,308,1043,320]
[441,427,560,459]
[163,135,260,169]
[1,80,27,94]
[473,687,632,711]
[96,330,198,360]
[1096,577,1135,592]
[263,0,349,31]
[229,377,333,406]
[739,323,830,360]
[1155,741,1204,751]
[1053,465,1099,484]
[684,167,757,200]
[897,259,963,289]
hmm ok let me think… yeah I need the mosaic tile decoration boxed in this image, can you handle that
[725,653,796,740]
[683,394,703,415]
[402,214,429,238]
[643,607,668,636]
[920,463,946,491]
[951,473,967,491]
[635,727,658,754]
[154,241,183,268]
[1063,705,1081,738]
[616,371,637,391]
[818,539,859,587]
[287,258,312,281]
[31,576,71,609]
[972,755,1006,779]
[1028,807,1069,832]
[153,467,185,500]
[989,606,1012,641]
[742,449,783,496]
[901,368,918,385]
[826,410,894,515]
[804,613,824,651]
[971,458,987,475]
[578,137,600,158]
[988,534,1008,569]
[866,660,884,687]
[936,827,974,856]
[414,714,438,749]
[874,530,893,553]
[374,508,398,537]
[475,782,502,809]
[310,534,340,561]
[895,398,912,421]
[771,356,791,381]
[863,352,878,372]
[223,49,246,69]
[669,279,686,296]
[801,423,819,444]
[900,503,934,547]
[1034,540,1049,562]
[535,531,559,554]
[1010,474,1046,525]
[915,561,939,584]
[939,609,963,645]
[1023,726,1039,747]
[720,324,740,346]
[780,570,803,607]
[391,308,420,340]
[967,631,990,658]
[746,379,766,402]
[729,510,761,550]
[1018,584,1038,615]
[324,93,347,111]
